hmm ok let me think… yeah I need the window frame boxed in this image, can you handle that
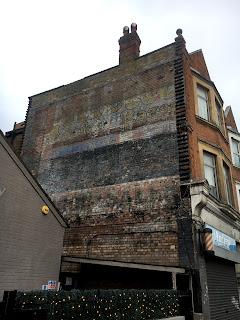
[231,138,240,168]
[215,98,223,129]
[194,76,225,131]
[236,183,240,211]
[222,162,233,205]
[203,151,219,198]
[197,85,210,121]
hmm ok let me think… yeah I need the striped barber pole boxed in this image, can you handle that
[203,228,214,252]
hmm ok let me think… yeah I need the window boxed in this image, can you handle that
[203,152,218,198]
[215,99,223,128]
[236,184,240,211]
[197,85,209,121]
[232,138,240,167]
[223,163,232,205]
[238,188,240,210]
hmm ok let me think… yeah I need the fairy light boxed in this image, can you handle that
[16,289,180,319]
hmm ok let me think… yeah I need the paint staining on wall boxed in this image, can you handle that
[21,43,182,266]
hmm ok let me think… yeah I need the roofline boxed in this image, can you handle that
[29,42,175,99]
[189,48,203,55]
[227,126,240,136]
[5,127,25,136]
[0,131,69,228]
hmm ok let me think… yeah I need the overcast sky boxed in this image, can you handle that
[0,0,239,133]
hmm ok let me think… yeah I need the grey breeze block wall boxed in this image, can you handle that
[21,43,184,267]
[0,140,65,300]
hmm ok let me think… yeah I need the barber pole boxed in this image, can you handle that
[203,227,214,253]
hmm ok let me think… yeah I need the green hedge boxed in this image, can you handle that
[15,289,180,320]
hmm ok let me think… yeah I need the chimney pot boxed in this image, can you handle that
[176,28,183,36]
[131,22,137,33]
[123,26,129,35]
[118,23,141,65]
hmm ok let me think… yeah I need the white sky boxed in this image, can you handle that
[0,0,239,133]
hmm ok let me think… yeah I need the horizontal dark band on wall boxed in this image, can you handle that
[43,120,177,160]
[39,133,180,193]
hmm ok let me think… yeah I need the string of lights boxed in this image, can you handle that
[16,289,180,320]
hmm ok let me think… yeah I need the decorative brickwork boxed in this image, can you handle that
[174,29,190,184]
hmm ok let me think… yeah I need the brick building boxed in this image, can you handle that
[19,24,240,319]
[5,121,25,157]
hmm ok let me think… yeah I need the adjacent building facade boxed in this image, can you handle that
[5,121,25,157]
[18,24,240,319]
[0,131,67,300]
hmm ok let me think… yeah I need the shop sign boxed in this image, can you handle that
[206,225,236,252]
[47,280,57,290]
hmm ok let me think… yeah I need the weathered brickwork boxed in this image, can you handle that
[38,133,178,194]
[54,177,179,224]
[59,177,180,266]
[23,55,176,177]
[21,35,191,268]
[5,122,25,157]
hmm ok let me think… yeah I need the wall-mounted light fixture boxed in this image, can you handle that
[41,205,49,215]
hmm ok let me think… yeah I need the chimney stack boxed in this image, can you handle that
[118,23,141,64]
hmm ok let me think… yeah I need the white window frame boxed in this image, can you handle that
[203,151,218,198]
[236,183,240,211]
[223,162,233,205]
[197,85,210,121]
[228,131,240,168]
[232,139,240,167]
[215,98,223,128]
